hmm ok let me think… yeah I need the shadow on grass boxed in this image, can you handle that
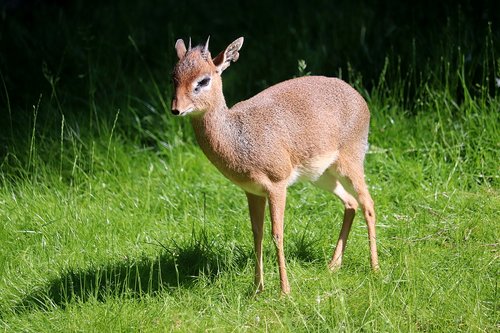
[11,228,327,314]
[13,233,250,313]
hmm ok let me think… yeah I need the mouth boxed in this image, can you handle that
[171,107,195,116]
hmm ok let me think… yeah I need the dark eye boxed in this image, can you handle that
[199,77,211,87]
[194,77,211,93]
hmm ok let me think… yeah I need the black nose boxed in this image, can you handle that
[171,109,180,115]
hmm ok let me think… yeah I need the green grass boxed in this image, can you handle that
[1,81,498,331]
[1,1,499,332]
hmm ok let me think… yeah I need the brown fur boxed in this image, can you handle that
[171,37,379,294]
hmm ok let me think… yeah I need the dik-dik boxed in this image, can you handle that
[171,37,379,294]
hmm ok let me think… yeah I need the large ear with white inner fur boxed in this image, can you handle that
[213,37,244,73]
[175,39,187,60]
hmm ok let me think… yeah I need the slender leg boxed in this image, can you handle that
[314,172,358,270]
[267,186,290,294]
[246,192,267,293]
[337,161,380,271]
[329,181,358,270]
[357,188,379,271]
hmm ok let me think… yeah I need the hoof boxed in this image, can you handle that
[254,287,264,295]
[328,259,342,272]
[280,281,291,295]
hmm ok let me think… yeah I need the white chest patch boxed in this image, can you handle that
[288,151,339,186]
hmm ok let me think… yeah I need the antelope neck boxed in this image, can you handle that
[190,104,239,166]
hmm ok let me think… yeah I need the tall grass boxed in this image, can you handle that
[0,1,499,331]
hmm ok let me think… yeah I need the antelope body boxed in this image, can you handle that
[171,37,379,294]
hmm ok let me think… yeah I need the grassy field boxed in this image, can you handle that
[1,1,499,332]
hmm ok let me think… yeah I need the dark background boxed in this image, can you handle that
[0,0,499,134]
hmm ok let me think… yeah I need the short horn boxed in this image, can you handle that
[188,37,192,51]
[203,36,210,53]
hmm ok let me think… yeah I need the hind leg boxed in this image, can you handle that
[314,172,359,270]
[334,157,380,271]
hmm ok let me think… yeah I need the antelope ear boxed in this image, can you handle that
[175,39,187,59]
[213,37,244,74]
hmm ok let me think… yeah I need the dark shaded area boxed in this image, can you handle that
[9,230,325,313]
[1,0,498,114]
[11,234,250,313]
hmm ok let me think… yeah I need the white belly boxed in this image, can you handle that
[231,151,339,196]
[236,180,267,196]
[288,151,339,186]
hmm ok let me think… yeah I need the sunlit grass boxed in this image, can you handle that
[0,3,499,331]
[1,82,498,331]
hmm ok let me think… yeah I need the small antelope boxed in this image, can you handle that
[171,37,379,294]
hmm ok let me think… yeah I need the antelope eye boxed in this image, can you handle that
[193,76,211,94]
[197,77,211,88]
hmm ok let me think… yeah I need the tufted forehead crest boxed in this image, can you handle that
[173,47,215,83]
